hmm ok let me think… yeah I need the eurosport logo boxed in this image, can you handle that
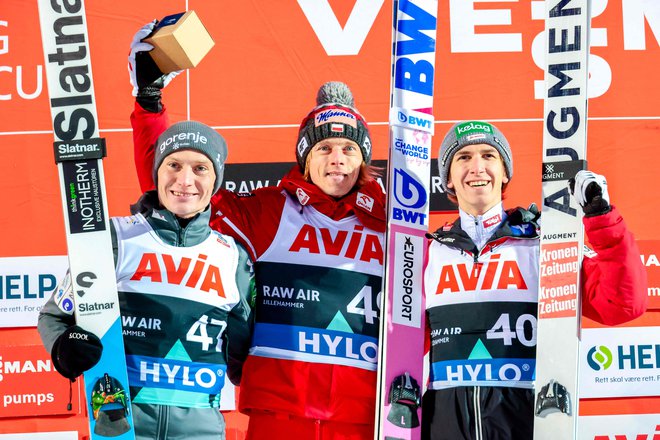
[587,345,613,371]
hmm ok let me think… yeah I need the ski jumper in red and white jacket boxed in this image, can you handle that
[132,103,386,432]
[421,202,648,440]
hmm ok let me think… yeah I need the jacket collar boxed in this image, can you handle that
[427,205,540,254]
[131,190,212,246]
[279,167,386,232]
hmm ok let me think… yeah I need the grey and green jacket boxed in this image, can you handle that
[38,191,254,438]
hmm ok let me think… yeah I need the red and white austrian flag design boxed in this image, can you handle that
[296,188,310,205]
[483,213,501,228]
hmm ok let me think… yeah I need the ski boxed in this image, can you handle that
[37,1,136,439]
[375,1,438,439]
[534,0,592,438]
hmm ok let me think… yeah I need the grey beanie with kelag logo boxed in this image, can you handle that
[437,120,513,195]
[154,120,228,194]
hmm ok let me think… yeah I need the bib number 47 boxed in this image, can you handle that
[186,314,228,352]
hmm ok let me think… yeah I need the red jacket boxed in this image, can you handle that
[132,103,386,425]
[581,208,648,325]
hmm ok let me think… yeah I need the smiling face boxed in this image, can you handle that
[157,149,216,219]
[306,137,363,198]
[447,143,509,216]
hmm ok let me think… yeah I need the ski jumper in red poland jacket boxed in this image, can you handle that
[422,202,648,440]
[132,102,387,438]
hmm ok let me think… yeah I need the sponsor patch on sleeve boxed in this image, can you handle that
[55,271,75,315]
[583,244,597,259]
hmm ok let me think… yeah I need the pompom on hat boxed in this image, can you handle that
[296,81,372,171]
[154,120,228,195]
[438,120,513,195]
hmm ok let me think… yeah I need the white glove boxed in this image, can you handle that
[128,21,182,96]
[569,170,610,216]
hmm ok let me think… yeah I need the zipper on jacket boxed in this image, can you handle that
[156,404,170,440]
[473,386,483,440]
[176,224,184,246]
[315,418,321,440]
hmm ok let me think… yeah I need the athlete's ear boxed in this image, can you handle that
[447,174,454,189]
[501,161,509,184]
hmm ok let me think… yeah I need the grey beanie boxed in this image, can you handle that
[296,81,372,171]
[438,120,513,195]
[154,120,227,194]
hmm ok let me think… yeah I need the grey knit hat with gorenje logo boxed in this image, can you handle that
[154,120,228,194]
[296,81,372,171]
[438,120,513,195]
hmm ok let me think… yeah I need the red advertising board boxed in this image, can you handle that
[0,344,82,418]
[1,1,659,438]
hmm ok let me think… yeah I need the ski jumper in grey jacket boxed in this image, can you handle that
[38,191,254,440]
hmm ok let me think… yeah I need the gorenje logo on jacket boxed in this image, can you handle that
[251,196,384,371]
[425,238,539,389]
[112,214,241,407]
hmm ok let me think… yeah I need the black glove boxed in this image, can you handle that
[51,325,103,380]
[128,21,182,112]
[508,203,541,226]
[568,170,611,217]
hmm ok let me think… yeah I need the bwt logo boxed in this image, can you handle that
[392,168,427,226]
[393,169,426,209]
[587,344,660,371]
[587,345,613,371]
[397,111,432,129]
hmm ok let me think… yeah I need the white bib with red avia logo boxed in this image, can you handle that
[113,214,241,309]
[250,195,384,370]
[424,236,539,389]
[110,213,243,408]
[260,194,384,274]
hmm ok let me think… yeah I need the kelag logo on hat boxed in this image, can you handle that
[455,121,493,137]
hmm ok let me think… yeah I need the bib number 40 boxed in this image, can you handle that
[487,313,537,347]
